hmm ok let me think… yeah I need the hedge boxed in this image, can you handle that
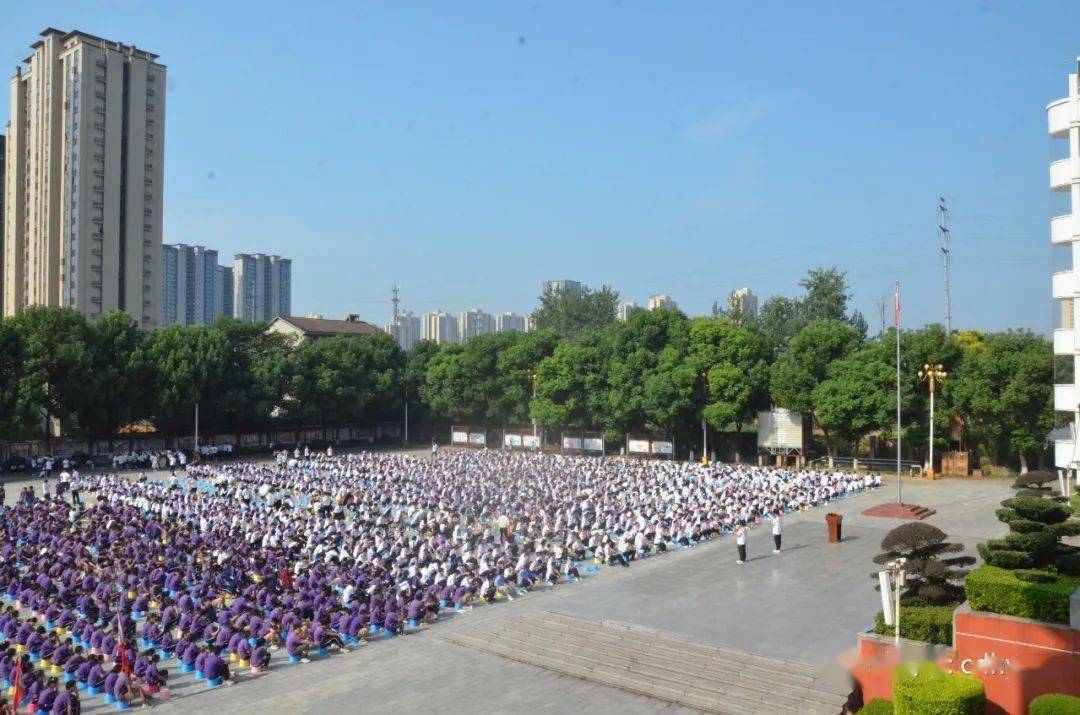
[873,606,955,645]
[1030,694,1080,715]
[964,565,1080,624]
[892,661,984,715]
[858,698,895,715]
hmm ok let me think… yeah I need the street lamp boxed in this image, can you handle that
[917,363,947,478]
[886,557,907,645]
[700,371,709,465]
[530,372,538,438]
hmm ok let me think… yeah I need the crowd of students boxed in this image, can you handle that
[0,450,880,712]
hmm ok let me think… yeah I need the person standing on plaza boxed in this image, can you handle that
[735,522,747,564]
[772,512,782,553]
[168,452,177,476]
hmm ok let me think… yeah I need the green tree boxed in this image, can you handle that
[949,331,1052,472]
[769,319,863,455]
[212,320,292,431]
[422,340,496,424]
[531,284,619,340]
[532,335,611,431]
[9,307,94,442]
[404,340,441,437]
[494,330,560,425]
[813,340,901,454]
[687,317,771,432]
[79,311,154,438]
[146,324,229,436]
[288,334,403,425]
[0,321,31,438]
[757,295,804,354]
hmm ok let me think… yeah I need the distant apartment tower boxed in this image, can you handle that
[617,301,639,321]
[161,244,223,325]
[0,134,4,303]
[729,287,759,319]
[386,311,421,350]
[543,280,583,296]
[459,309,496,340]
[2,28,166,327]
[215,265,233,320]
[648,294,677,311]
[495,311,527,333]
[233,253,291,322]
[422,311,459,344]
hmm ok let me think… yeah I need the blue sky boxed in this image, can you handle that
[3,1,1078,332]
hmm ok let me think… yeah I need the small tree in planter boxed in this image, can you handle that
[982,495,1080,575]
[872,522,974,605]
[1012,470,1057,499]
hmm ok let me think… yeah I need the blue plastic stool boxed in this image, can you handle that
[194,670,204,681]
[133,611,143,621]
[180,662,193,673]
[64,673,74,682]
[104,694,116,704]
[116,701,131,710]
[77,681,87,691]
[408,619,419,628]
[369,625,381,634]
[289,655,301,664]
[88,686,100,696]
[207,677,222,687]
[383,629,395,639]
[317,647,328,657]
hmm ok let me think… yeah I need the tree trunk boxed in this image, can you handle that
[1018,451,1029,475]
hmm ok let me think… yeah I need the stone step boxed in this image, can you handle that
[485,619,843,706]
[444,613,849,715]
[530,611,830,685]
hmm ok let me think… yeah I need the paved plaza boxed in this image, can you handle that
[13,459,1007,715]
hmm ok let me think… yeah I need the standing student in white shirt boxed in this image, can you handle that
[735,522,747,564]
[772,512,782,553]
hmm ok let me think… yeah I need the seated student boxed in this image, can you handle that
[311,621,348,652]
[102,664,120,701]
[249,638,271,672]
[49,680,79,715]
[36,676,60,714]
[202,647,231,685]
[143,654,167,693]
[285,626,310,663]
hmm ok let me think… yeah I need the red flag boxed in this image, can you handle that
[10,658,22,715]
[119,643,132,677]
[893,285,900,327]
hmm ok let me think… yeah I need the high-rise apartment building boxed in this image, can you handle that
[648,294,678,311]
[729,288,759,319]
[495,311,526,333]
[543,279,583,296]
[422,311,459,344]
[2,28,165,327]
[0,134,5,304]
[215,265,233,320]
[161,244,228,325]
[1049,59,1080,471]
[459,309,495,341]
[617,301,639,321]
[385,310,421,350]
[233,253,291,322]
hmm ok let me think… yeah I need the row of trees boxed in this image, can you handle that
[0,267,1053,469]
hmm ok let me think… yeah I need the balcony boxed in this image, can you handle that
[1053,270,1077,298]
[1055,438,1077,468]
[1051,214,1077,244]
[1048,97,1075,138]
[1055,328,1076,355]
[1050,158,1077,191]
[1056,383,1078,411]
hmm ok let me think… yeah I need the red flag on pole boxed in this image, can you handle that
[10,658,23,714]
[894,284,901,327]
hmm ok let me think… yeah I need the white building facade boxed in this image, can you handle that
[617,301,639,321]
[459,309,496,340]
[233,252,291,322]
[729,287,759,319]
[648,294,677,311]
[422,311,459,344]
[161,244,222,325]
[495,311,526,333]
[1050,59,1080,471]
[385,311,421,350]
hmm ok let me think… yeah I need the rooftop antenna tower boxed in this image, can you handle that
[939,197,951,333]
[391,284,400,321]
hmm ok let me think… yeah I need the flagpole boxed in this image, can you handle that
[895,280,902,505]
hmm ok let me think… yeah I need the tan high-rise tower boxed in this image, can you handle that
[2,28,165,327]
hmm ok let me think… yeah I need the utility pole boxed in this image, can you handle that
[939,198,951,333]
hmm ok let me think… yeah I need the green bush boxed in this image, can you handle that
[984,549,1034,570]
[1059,552,1080,577]
[858,698,895,715]
[1030,694,1080,715]
[1048,521,1080,538]
[892,661,984,715]
[873,606,955,645]
[1071,492,1080,517]
[965,565,1080,624]
[1002,497,1070,524]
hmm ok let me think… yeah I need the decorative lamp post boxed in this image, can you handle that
[917,363,947,479]
[530,372,538,438]
[700,371,709,465]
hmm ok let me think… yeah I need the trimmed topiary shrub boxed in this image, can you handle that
[858,698,895,715]
[873,606,955,645]
[1030,694,1080,715]
[872,523,973,605]
[892,661,984,715]
[982,485,1080,574]
[965,565,1080,624]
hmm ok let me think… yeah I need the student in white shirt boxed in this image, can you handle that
[772,512,783,553]
[735,522,747,564]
